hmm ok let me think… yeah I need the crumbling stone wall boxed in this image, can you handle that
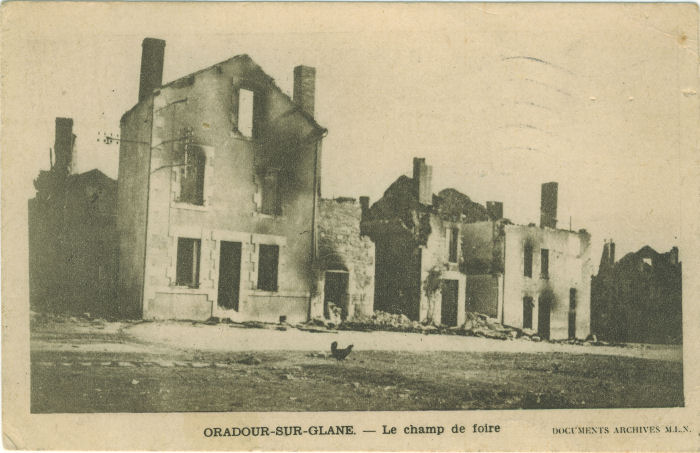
[29,169,119,317]
[591,245,682,344]
[318,198,375,319]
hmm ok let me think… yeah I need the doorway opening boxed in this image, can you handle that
[217,241,242,310]
[440,279,459,327]
[568,288,577,339]
[523,296,534,329]
[538,293,552,340]
[324,271,349,321]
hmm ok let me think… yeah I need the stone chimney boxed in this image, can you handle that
[53,117,74,174]
[609,241,616,263]
[486,201,503,220]
[669,246,679,265]
[293,65,316,117]
[600,240,616,270]
[138,38,166,102]
[413,158,433,205]
[539,182,558,229]
[359,196,370,216]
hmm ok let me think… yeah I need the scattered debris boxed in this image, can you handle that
[238,355,262,366]
[131,379,139,385]
[325,302,343,325]
[153,360,174,368]
[191,362,211,368]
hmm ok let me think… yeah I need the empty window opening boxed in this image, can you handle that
[447,227,459,263]
[540,249,549,279]
[257,244,279,291]
[237,88,255,138]
[176,238,201,287]
[524,243,533,277]
[261,168,281,215]
[180,145,205,205]
[523,296,534,329]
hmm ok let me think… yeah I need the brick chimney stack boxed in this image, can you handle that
[669,246,679,265]
[413,158,433,205]
[359,196,370,216]
[138,38,166,102]
[486,201,503,220]
[609,241,615,263]
[540,182,558,229]
[53,117,74,174]
[293,65,316,117]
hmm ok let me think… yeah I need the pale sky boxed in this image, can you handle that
[3,2,698,269]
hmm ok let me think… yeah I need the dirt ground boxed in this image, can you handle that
[124,321,683,361]
[29,315,684,412]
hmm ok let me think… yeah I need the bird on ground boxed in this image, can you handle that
[330,341,353,361]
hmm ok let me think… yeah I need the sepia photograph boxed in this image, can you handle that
[2,1,698,450]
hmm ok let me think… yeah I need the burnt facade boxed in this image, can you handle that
[28,118,119,316]
[462,183,592,340]
[591,242,682,344]
[363,158,593,338]
[117,38,326,321]
[361,158,489,326]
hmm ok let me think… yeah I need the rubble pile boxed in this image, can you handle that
[338,310,425,333]
[337,311,544,341]
[205,311,621,347]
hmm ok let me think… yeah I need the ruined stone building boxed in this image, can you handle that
[361,158,485,327]
[362,158,593,339]
[28,118,119,316]
[591,242,682,344]
[117,38,327,322]
[317,198,375,321]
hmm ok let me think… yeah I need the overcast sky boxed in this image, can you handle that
[3,2,697,268]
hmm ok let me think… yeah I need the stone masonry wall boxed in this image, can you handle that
[318,198,375,319]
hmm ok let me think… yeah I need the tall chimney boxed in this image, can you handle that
[539,182,558,229]
[138,38,166,102]
[609,241,616,263]
[413,157,433,205]
[293,65,316,117]
[599,241,610,269]
[486,201,503,220]
[53,117,74,174]
[669,246,678,265]
[359,196,370,216]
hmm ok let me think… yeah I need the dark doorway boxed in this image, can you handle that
[569,288,577,339]
[217,241,242,310]
[440,279,459,327]
[324,271,349,320]
[538,293,552,340]
[523,296,534,329]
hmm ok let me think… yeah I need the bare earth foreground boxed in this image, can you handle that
[30,315,683,412]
